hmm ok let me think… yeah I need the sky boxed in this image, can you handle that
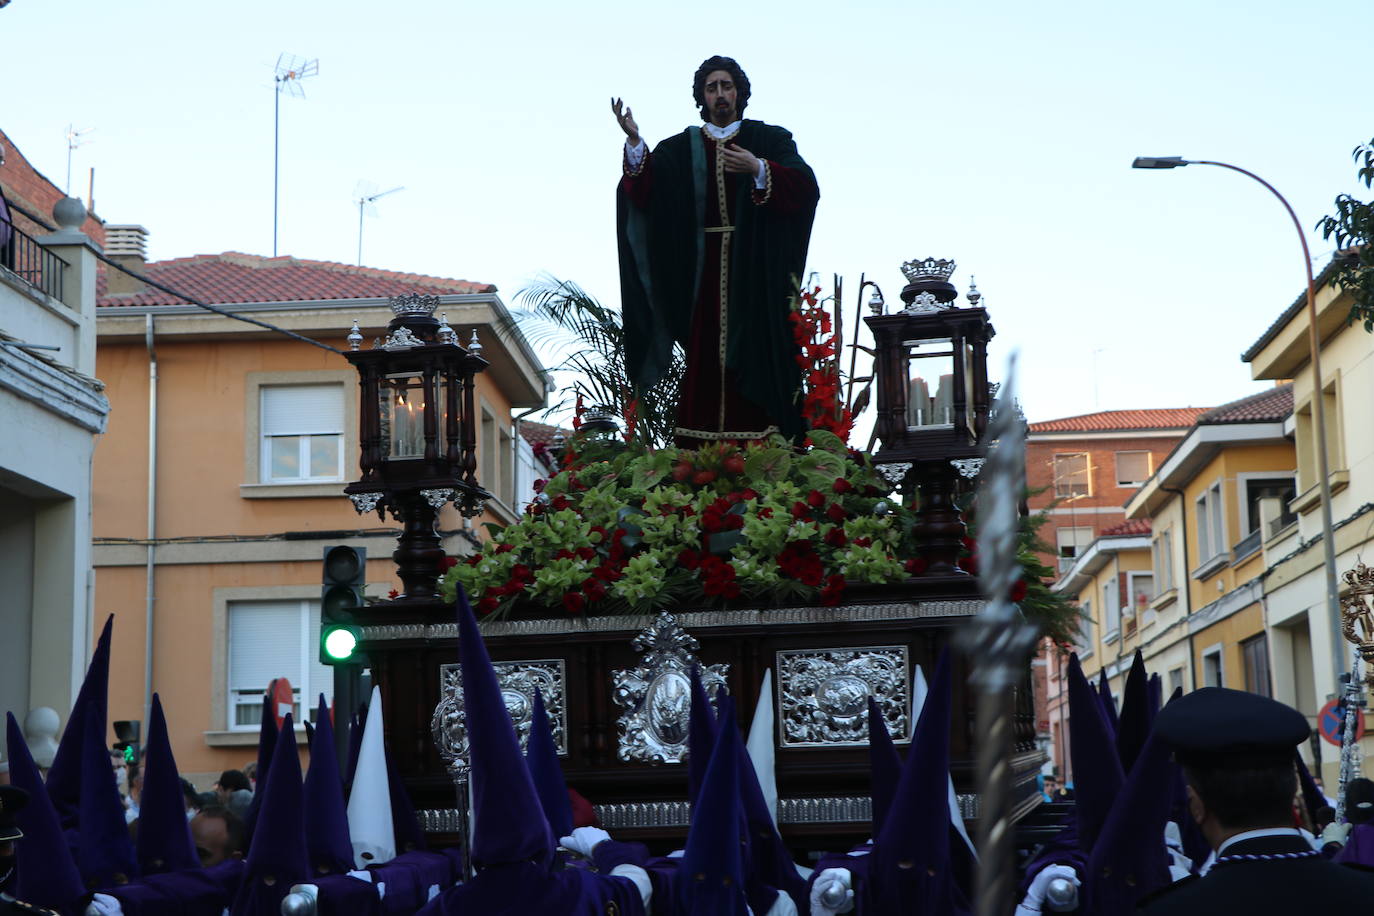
[5,0,1370,425]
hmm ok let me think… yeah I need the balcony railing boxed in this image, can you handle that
[1,215,67,302]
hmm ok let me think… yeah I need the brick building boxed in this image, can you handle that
[1026,408,1211,579]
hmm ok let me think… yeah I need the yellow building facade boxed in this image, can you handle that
[92,253,547,779]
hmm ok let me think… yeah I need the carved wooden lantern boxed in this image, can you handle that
[343,294,490,601]
[866,258,995,574]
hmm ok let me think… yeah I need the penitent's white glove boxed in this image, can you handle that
[1015,864,1080,914]
[809,867,855,916]
[1164,821,1193,880]
[1321,821,1353,848]
[559,825,613,858]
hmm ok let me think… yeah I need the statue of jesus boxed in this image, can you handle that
[613,55,820,445]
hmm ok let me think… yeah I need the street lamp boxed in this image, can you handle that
[1132,155,1345,690]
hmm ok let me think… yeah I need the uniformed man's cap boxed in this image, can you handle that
[1153,687,1309,768]
[0,783,30,841]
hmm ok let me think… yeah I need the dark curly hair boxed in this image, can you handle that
[693,55,750,122]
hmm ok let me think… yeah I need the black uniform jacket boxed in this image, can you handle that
[1138,832,1374,914]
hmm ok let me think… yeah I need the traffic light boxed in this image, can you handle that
[321,546,365,665]
[113,719,141,767]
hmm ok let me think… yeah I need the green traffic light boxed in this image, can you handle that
[123,745,135,763]
[323,627,358,661]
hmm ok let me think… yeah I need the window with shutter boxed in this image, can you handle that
[260,385,345,483]
[227,599,333,729]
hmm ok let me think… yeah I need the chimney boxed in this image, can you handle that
[104,224,149,295]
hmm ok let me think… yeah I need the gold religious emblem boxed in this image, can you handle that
[1339,561,1374,691]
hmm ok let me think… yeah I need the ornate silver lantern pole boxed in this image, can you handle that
[1336,562,1374,821]
[432,665,474,878]
[955,354,1038,916]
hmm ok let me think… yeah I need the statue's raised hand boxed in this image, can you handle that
[611,97,640,146]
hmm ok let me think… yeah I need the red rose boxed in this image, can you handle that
[563,592,586,615]
[826,503,848,524]
[757,506,774,519]
[723,455,746,475]
[693,470,718,486]
[905,557,928,576]
[582,578,608,602]
[387,588,399,599]
[550,494,571,511]
[553,549,575,560]
[807,490,825,508]
[820,574,846,606]
[671,462,694,482]
[476,596,499,616]
[678,549,702,570]
[495,542,515,554]
[824,528,848,548]
[741,488,759,501]
[1009,579,1028,603]
[791,501,810,520]
[576,546,597,561]
[832,477,854,494]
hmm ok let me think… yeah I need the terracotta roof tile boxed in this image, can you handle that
[518,419,571,447]
[1029,407,1211,433]
[1196,383,1293,425]
[1100,518,1151,537]
[96,252,494,307]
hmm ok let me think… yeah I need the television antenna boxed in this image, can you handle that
[354,180,404,266]
[272,53,319,257]
[65,124,94,195]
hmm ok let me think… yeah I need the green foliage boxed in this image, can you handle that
[507,276,685,447]
[1316,137,1374,332]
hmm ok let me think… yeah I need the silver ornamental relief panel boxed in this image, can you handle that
[430,659,566,773]
[611,611,728,765]
[777,646,910,748]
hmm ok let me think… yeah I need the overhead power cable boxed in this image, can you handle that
[93,249,343,355]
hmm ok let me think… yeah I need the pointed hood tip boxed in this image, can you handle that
[136,694,199,874]
[678,702,748,915]
[872,650,959,909]
[526,686,574,841]
[346,686,396,869]
[6,713,85,910]
[455,587,554,867]
[305,694,353,875]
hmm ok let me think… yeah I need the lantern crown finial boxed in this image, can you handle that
[900,257,957,284]
[388,293,442,318]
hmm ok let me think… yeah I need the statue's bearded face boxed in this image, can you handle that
[703,69,738,127]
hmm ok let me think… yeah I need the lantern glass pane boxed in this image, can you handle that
[904,338,956,429]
